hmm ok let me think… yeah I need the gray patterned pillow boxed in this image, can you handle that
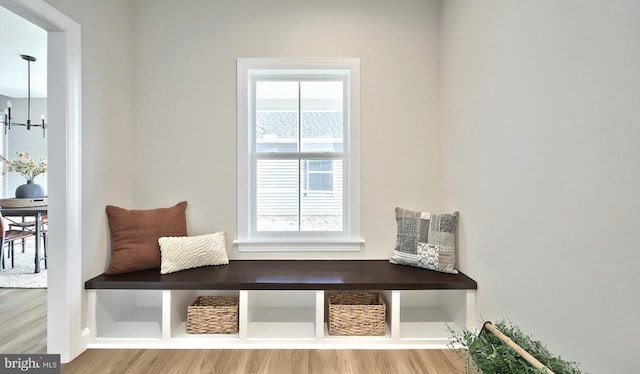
[389,207,459,274]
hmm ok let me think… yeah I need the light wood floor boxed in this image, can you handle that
[62,349,468,374]
[0,288,47,354]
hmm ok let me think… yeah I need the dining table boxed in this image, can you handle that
[0,205,48,273]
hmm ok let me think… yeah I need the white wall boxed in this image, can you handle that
[440,0,640,372]
[30,0,441,357]
[42,0,135,298]
[131,0,443,259]
[3,96,48,197]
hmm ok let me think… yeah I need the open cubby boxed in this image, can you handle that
[245,290,318,340]
[398,289,473,342]
[322,290,393,341]
[169,290,240,341]
[91,289,163,341]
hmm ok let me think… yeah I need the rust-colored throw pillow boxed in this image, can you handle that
[105,201,188,274]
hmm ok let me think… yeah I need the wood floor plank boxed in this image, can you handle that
[62,349,468,374]
[0,288,46,354]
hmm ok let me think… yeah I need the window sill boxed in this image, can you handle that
[233,239,364,252]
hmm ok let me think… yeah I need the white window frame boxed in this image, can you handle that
[235,58,362,252]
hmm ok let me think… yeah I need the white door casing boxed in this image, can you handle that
[0,0,82,363]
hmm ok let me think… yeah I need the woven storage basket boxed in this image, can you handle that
[327,291,386,336]
[187,296,239,334]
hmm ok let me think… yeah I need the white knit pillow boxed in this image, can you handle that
[159,232,229,274]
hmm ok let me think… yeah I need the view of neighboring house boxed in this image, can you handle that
[254,80,346,232]
[256,111,343,231]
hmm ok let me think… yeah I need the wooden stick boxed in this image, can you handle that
[483,322,555,374]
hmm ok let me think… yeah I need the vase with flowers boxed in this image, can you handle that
[1,152,48,198]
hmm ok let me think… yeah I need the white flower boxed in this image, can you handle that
[1,152,48,180]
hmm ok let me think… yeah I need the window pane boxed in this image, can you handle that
[301,160,343,231]
[256,81,298,153]
[256,159,299,231]
[300,81,343,153]
[310,160,333,171]
[309,173,333,191]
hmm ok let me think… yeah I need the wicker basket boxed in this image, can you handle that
[187,296,239,334]
[327,291,386,336]
[0,197,47,208]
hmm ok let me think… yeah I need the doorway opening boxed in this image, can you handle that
[0,5,48,290]
[0,0,82,363]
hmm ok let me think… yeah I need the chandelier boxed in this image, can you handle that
[3,55,47,137]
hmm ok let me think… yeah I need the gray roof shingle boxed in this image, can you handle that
[256,111,343,139]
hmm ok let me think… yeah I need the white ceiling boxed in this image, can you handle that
[0,6,47,99]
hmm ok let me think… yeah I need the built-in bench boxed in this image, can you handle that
[85,260,477,349]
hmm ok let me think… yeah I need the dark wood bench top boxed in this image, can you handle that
[84,260,477,291]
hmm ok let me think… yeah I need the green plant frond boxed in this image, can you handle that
[448,319,582,374]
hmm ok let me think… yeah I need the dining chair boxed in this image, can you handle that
[0,214,37,269]
[26,216,48,269]
[41,227,48,270]
[9,215,48,253]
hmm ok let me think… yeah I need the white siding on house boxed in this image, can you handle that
[256,159,298,216]
[256,160,343,217]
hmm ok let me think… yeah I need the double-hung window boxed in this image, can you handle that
[236,59,362,251]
